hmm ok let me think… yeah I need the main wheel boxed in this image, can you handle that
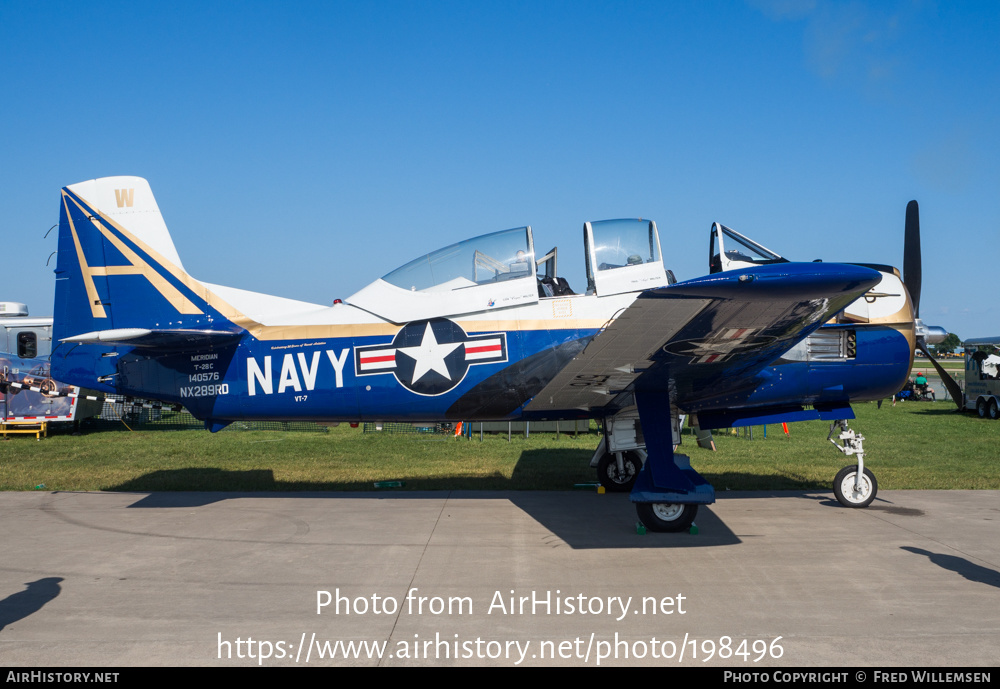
[990,399,1000,420]
[597,451,641,492]
[833,465,877,508]
[636,502,698,532]
[978,398,988,418]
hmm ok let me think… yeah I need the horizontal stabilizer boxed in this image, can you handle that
[61,328,242,350]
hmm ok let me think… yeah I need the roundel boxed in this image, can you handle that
[354,318,508,396]
[662,327,775,364]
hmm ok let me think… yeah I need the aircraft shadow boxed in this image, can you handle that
[112,487,742,550]
[105,454,751,549]
[100,452,881,550]
[0,577,64,634]
[900,546,1000,589]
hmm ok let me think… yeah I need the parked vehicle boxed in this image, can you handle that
[963,338,1000,419]
[1,302,101,423]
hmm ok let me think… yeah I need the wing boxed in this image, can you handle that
[523,262,881,416]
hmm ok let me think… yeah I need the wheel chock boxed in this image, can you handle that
[373,480,405,489]
[689,523,698,535]
[636,522,646,535]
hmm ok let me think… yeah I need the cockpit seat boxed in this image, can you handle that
[538,276,575,298]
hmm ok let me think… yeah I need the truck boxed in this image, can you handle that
[963,336,1000,419]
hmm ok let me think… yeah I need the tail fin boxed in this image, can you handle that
[53,177,241,340]
[52,177,243,389]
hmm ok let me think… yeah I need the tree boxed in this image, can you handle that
[932,333,961,355]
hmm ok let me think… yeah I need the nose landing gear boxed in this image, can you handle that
[828,419,877,508]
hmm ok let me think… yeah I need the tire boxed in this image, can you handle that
[636,502,698,532]
[833,465,878,508]
[978,398,988,418]
[597,451,641,492]
[990,399,1000,421]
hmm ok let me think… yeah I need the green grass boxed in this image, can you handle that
[911,359,964,372]
[1,402,997,492]
[703,402,999,491]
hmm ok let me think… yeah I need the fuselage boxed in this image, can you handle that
[55,291,912,427]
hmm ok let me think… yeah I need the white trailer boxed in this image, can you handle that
[963,337,1000,419]
[0,302,102,426]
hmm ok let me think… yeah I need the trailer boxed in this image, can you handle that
[963,337,1000,419]
[0,302,102,429]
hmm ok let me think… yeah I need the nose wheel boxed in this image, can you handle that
[828,420,878,508]
[833,465,878,508]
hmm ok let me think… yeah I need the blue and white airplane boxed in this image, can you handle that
[51,176,939,531]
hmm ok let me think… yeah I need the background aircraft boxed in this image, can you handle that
[51,177,927,531]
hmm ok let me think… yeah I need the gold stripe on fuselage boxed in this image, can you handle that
[69,189,612,343]
[242,317,610,343]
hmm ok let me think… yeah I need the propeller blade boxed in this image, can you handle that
[917,340,964,409]
[904,200,922,317]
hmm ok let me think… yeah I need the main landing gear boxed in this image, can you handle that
[594,393,715,532]
[596,449,642,492]
[828,419,877,508]
[635,502,699,532]
[590,415,645,492]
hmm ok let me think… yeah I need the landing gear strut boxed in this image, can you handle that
[828,419,877,508]
[596,450,642,492]
[592,397,715,531]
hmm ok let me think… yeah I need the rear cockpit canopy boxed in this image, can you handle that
[585,219,670,296]
[347,226,539,323]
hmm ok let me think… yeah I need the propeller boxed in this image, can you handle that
[916,339,964,407]
[903,201,922,317]
[903,200,964,407]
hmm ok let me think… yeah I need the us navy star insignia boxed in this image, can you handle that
[354,318,508,396]
[397,322,463,384]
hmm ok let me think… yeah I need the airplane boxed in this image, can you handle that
[49,176,942,532]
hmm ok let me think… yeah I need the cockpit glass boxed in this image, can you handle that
[382,226,533,292]
[719,225,782,262]
[591,219,659,271]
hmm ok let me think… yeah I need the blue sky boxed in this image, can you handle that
[1,0,997,339]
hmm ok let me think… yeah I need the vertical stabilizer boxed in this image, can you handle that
[52,177,242,390]
[65,177,185,272]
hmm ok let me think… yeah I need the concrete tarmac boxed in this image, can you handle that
[0,489,998,667]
